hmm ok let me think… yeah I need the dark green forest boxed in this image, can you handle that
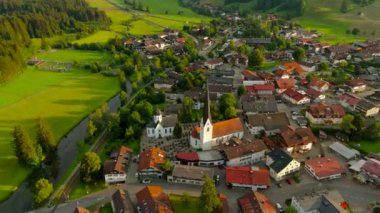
[0,0,111,83]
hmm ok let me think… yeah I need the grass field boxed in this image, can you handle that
[354,140,380,153]
[69,181,106,200]
[0,65,119,201]
[35,49,111,63]
[169,194,200,213]
[74,31,122,44]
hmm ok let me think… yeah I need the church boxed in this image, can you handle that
[146,109,177,139]
[190,86,244,150]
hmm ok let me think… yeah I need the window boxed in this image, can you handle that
[165,129,167,133]
[207,127,209,132]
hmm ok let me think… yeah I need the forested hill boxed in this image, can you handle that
[0,0,111,83]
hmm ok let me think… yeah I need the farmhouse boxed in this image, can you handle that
[138,147,166,180]
[190,86,244,150]
[305,103,345,125]
[153,78,176,90]
[226,53,248,67]
[310,78,329,92]
[103,146,132,184]
[245,84,275,95]
[291,190,349,213]
[278,126,317,153]
[246,112,290,136]
[136,186,173,213]
[282,89,310,105]
[225,166,270,190]
[242,99,278,115]
[111,189,135,213]
[304,157,346,180]
[275,79,295,93]
[242,69,266,86]
[266,148,301,181]
[146,109,177,139]
[220,138,268,166]
[355,99,379,117]
[345,79,367,93]
[361,158,380,184]
[237,191,276,213]
[167,164,213,185]
[205,58,224,69]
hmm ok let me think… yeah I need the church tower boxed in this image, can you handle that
[200,84,213,149]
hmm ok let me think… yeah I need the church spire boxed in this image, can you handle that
[203,82,212,125]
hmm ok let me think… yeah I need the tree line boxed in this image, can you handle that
[0,0,110,83]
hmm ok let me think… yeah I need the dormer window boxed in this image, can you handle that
[207,127,210,132]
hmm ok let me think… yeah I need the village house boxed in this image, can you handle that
[278,126,317,153]
[271,50,294,61]
[136,186,173,213]
[185,63,206,72]
[242,70,266,86]
[246,112,290,136]
[153,78,176,90]
[275,79,296,93]
[361,158,380,185]
[237,191,276,213]
[207,76,234,86]
[208,85,234,97]
[225,166,270,190]
[225,53,248,67]
[345,79,367,93]
[137,147,166,180]
[146,109,177,139]
[291,190,349,212]
[167,164,213,185]
[111,189,135,213]
[305,88,326,102]
[305,103,346,125]
[310,43,330,54]
[245,84,275,95]
[282,89,310,105]
[190,87,244,150]
[103,146,132,184]
[220,138,268,166]
[355,99,380,117]
[304,157,346,180]
[299,61,317,72]
[310,78,330,92]
[282,62,305,76]
[339,93,361,110]
[242,99,278,115]
[202,38,214,50]
[266,148,301,181]
[204,58,224,70]
[175,150,225,167]
[325,44,352,61]
[184,88,218,110]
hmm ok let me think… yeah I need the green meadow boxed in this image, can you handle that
[0,49,119,201]
[36,49,111,62]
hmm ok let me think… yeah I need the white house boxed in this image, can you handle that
[204,58,224,70]
[291,190,349,212]
[304,157,346,180]
[282,89,310,105]
[190,86,244,150]
[221,139,268,167]
[103,146,132,184]
[345,79,367,93]
[146,109,177,138]
[266,148,300,181]
[310,78,329,92]
[225,166,270,190]
[167,165,213,185]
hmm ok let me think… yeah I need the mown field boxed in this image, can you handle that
[0,50,119,201]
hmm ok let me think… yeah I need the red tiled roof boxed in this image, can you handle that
[245,84,274,94]
[283,62,305,75]
[241,69,257,79]
[103,146,132,174]
[226,166,270,186]
[238,191,276,213]
[279,126,317,147]
[339,93,360,106]
[192,118,244,139]
[305,88,322,99]
[283,89,306,102]
[138,147,166,172]
[345,79,366,87]
[307,103,345,118]
[175,152,199,161]
[275,79,295,90]
[206,58,223,65]
[361,158,380,178]
[305,157,345,178]
[310,78,329,90]
[136,186,173,213]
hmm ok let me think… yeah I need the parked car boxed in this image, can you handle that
[286,179,292,185]
[141,179,151,184]
[276,203,284,212]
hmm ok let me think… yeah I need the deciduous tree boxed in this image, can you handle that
[341,114,357,134]
[36,118,56,154]
[33,178,53,207]
[199,176,222,213]
[249,49,265,67]
[80,152,101,183]
[13,125,44,166]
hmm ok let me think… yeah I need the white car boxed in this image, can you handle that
[276,203,284,212]
[141,179,151,184]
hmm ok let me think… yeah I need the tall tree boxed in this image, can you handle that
[199,176,222,213]
[36,118,56,155]
[364,122,380,140]
[173,122,183,138]
[87,119,97,137]
[162,160,173,172]
[249,49,265,67]
[219,93,237,119]
[341,0,348,13]
[293,47,305,61]
[80,152,101,183]
[13,125,43,166]
[341,114,357,134]
[33,178,53,207]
